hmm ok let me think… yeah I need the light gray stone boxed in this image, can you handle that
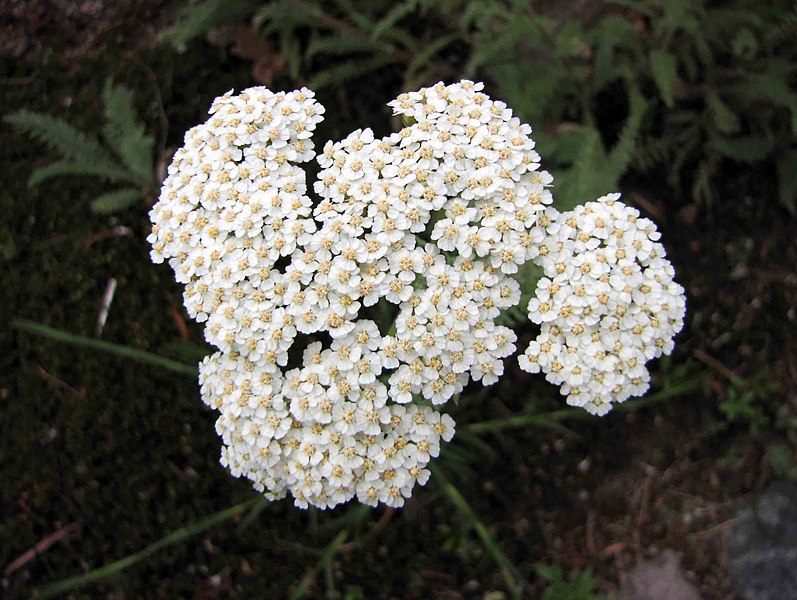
[614,550,703,600]
[728,482,797,600]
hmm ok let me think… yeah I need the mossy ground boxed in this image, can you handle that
[2,3,796,599]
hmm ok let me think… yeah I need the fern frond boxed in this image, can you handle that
[5,110,123,173]
[554,126,605,211]
[777,149,797,215]
[330,0,377,32]
[649,50,677,107]
[606,88,645,178]
[308,33,382,57]
[102,80,155,185]
[370,1,417,41]
[28,159,138,188]
[632,136,671,172]
[90,188,142,214]
[161,0,259,52]
[760,7,797,50]
[406,33,461,82]
[308,54,400,90]
[709,136,773,162]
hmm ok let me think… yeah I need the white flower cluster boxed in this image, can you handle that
[148,81,552,508]
[517,194,686,415]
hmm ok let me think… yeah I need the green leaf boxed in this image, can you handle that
[706,92,741,134]
[288,530,349,600]
[308,55,400,90]
[592,15,638,87]
[709,136,773,162]
[606,88,646,177]
[102,80,155,185]
[553,126,604,211]
[370,1,416,41]
[468,376,704,434]
[749,71,797,133]
[36,499,257,598]
[406,32,461,83]
[731,28,758,58]
[308,33,382,57]
[28,159,137,188]
[777,149,797,215]
[12,319,198,376]
[430,464,523,599]
[650,50,677,107]
[5,110,125,175]
[90,188,142,214]
[161,0,259,52]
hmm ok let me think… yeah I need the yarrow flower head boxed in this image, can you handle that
[147,81,685,509]
[148,81,552,509]
[517,194,686,415]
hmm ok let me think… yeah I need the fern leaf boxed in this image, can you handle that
[161,0,259,52]
[650,50,677,107]
[308,55,400,90]
[370,1,417,41]
[90,188,142,214]
[606,89,646,178]
[709,136,773,162]
[406,33,461,82]
[592,15,638,87]
[706,91,741,134]
[632,136,671,172]
[5,110,123,173]
[28,159,138,188]
[331,0,376,32]
[102,80,155,186]
[777,149,797,215]
[554,126,605,211]
[308,33,382,57]
[749,70,797,133]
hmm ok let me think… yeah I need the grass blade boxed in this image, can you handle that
[429,464,523,599]
[467,376,704,434]
[288,530,348,600]
[12,319,198,377]
[36,499,258,598]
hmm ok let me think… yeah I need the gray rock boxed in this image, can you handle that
[614,550,703,600]
[728,482,797,600]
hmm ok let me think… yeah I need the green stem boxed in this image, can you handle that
[37,499,258,598]
[467,375,704,434]
[429,463,523,600]
[288,530,348,600]
[13,318,198,377]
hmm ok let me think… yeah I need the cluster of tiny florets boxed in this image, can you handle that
[148,81,552,508]
[517,194,686,415]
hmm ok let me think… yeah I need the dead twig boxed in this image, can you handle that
[4,523,78,576]
[36,367,85,398]
[692,348,742,384]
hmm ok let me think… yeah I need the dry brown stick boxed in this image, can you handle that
[4,523,78,576]
[692,348,742,383]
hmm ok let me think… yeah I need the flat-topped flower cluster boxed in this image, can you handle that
[148,82,555,508]
[148,81,686,509]
[517,195,686,415]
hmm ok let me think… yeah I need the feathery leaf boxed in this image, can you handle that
[27,159,137,188]
[5,110,123,173]
[102,80,155,185]
[90,188,142,214]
